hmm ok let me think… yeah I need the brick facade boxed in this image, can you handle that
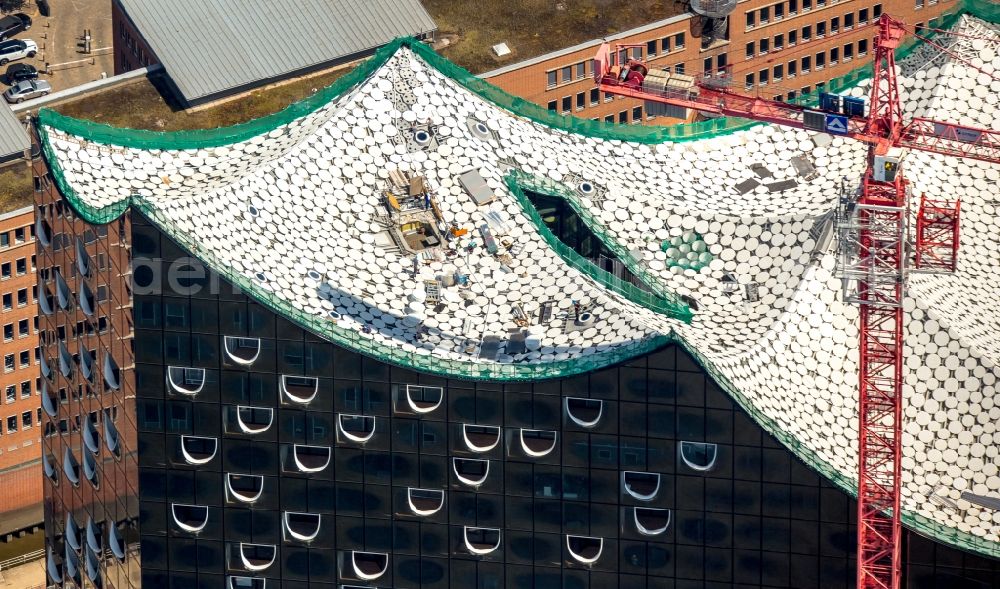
[483,0,954,125]
[111,0,158,75]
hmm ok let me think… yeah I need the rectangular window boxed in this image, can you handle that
[845,12,855,28]
[788,90,797,100]
[631,106,642,123]
[759,69,769,85]
[802,85,811,95]
[703,57,714,75]
[774,33,784,50]
[774,3,784,19]
[817,22,826,37]
[2,293,10,311]
[916,22,925,33]
[759,6,770,23]
[717,53,727,70]
[647,40,658,57]
[789,60,798,76]
[604,114,614,123]
[630,47,642,60]
[21,411,30,429]
[589,88,599,105]
[859,8,869,23]
[1,263,9,280]
[18,319,27,337]
[7,415,16,433]
[874,4,882,18]
[674,32,685,49]
[802,25,812,40]
[561,66,572,83]
[0,233,7,248]
[547,100,557,112]
[844,43,854,59]
[789,0,798,13]
[13,228,24,244]
[604,90,614,102]
[858,38,869,55]
[576,92,585,110]
[745,73,755,89]
[746,11,756,28]
[817,0,825,6]
[830,47,839,63]
[3,324,11,341]
[916,0,924,7]
[760,37,770,53]
[661,37,671,53]
[20,381,29,398]
[746,41,755,58]
[803,0,812,9]
[618,110,628,123]
[5,385,13,403]
[816,51,826,68]
[15,259,25,276]
[546,71,557,88]
[674,63,685,74]
[816,81,826,91]
[802,55,812,72]
[831,17,839,33]
[19,350,28,368]
[561,96,571,113]
[789,29,797,45]
[774,64,784,81]
[577,62,587,79]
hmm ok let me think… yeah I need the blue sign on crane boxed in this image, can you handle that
[824,114,849,135]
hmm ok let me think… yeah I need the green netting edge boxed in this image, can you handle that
[36,0,1000,556]
[504,170,692,321]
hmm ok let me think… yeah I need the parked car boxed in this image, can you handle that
[0,39,36,65]
[4,63,36,84]
[0,13,31,41]
[3,78,50,103]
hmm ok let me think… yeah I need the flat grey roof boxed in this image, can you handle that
[0,103,29,159]
[117,0,437,102]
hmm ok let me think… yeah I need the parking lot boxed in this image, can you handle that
[1,0,113,95]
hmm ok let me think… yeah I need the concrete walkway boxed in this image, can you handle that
[0,558,44,589]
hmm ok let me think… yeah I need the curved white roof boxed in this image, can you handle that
[38,16,1000,555]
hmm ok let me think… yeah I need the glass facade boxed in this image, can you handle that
[38,205,1000,589]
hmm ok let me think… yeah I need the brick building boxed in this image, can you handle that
[482,0,954,125]
[0,204,42,539]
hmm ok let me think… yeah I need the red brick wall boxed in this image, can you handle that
[112,0,159,75]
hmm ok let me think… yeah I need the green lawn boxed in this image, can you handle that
[0,164,34,214]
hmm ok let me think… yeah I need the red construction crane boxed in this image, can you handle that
[595,14,1000,589]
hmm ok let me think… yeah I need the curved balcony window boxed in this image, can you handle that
[171,504,209,533]
[76,237,92,277]
[85,518,102,554]
[40,353,51,379]
[83,451,99,488]
[679,441,718,472]
[281,375,319,404]
[79,345,94,383]
[348,551,388,581]
[403,384,443,414]
[104,415,121,458]
[407,488,445,516]
[43,452,59,484]
[519,429,557,457]
[234,543,276,572]
[103,354,121,390]
[55,271,72,310]
[566,535,604,565]
[633,507,671,536]
[283,512,321,542]
[226,473,264,504]
[83,415,100,454]
[38,287,54,316]
[107,520,126,561]
[63,448,80,487]
[85,543,100,582]
[224,336,261,366]
[452,458,490,487]
[232,406,273,434]
[337,414,375,444]
[290,444,331,473]
[46,549,62,583]
[228,577,266,589]
[64,543,79,582]
[565,397,603,428]
[180,436,218,465]
[167,367,206,396]
[462,424,501,453]
[37,215,51,247]
[622,471,661,501]
[463,526,501,555]
[66,514,81,552]
[42,382,58,418]
[58,340,73,378]
[79,282,95,316]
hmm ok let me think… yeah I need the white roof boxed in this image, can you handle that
[38,15,1000,555]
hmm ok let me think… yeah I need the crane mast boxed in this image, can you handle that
[594,13,1000,589]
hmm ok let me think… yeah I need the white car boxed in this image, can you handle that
[0,39,36,66]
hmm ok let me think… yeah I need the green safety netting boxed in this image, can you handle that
[34,0,1000,559]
